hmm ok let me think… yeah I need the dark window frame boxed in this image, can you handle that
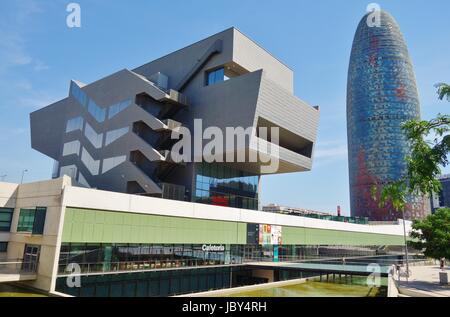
[0,208,14,232]
[0,242,7,252]
[205,67,225,86]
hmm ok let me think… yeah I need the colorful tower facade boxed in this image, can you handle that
[347,10,428,220]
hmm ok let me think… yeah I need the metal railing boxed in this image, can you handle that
[58,258,242,275]
[0,259,38,275]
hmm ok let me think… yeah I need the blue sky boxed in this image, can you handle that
[1,0,449,215]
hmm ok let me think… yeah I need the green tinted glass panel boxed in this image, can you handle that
[17,209,35,232]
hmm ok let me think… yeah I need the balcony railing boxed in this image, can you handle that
[0,259,38,275]
[57,258,242,276]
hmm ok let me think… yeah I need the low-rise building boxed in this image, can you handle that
[1,177,412,296]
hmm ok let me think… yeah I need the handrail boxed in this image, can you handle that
[0,259,39,274]
[58,258,240,276]
[56,254,428,276]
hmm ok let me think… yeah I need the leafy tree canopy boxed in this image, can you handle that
[409,208,450,260]
[377,83,450,212]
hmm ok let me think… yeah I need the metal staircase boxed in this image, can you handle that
[127,75,188,200]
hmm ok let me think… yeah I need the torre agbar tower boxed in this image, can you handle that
[347,10,429,221]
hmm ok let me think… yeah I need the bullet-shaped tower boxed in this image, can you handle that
[347,10,429,220]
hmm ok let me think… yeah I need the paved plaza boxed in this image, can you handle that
[396,265,450,297]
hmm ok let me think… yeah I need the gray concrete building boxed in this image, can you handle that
[30,28,320,210]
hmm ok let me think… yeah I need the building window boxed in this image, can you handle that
[102,155,127,174]
[0,242,7,253]
[206,68,228,86]
[66,116,84,133]
[70,81,88,107]
[81,147,100,176]
[105,127,129,146]
[88,99,106,123]
[17,207,47,234]
[84,123,103,149]
[0,208,14,232]
[62,140,81,157]
[70,81,107,122]
[17,209,36,232]
[108,99,131,119]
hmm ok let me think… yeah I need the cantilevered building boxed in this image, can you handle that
[347,11,429,220]
[30,28,320,210]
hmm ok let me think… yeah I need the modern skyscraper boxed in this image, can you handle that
[347,10,429,221]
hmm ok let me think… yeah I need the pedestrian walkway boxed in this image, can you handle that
[396,265,450,297]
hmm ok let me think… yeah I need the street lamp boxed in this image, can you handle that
[20,169,28,184]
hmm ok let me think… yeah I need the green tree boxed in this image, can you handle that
[377,83,450,212]
[409,208,450,260]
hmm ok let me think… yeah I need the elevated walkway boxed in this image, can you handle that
[247,261,391,277]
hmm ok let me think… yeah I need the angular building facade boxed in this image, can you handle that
[347,11,429,220]
[30,28,320,210]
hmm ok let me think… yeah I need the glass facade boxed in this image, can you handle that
[54,243,409,297]
[56,266,234,297]
[193,163,259,210]
[347,11,427,220]
[0,208,13,232]
[56,243,402,278]
[58,243,241,275]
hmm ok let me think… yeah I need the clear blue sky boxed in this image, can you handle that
[1,0,449,215]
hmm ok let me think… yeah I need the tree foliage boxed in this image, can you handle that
[409,208,450,260]
[377,83,450,212]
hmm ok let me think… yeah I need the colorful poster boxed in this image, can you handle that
[258,224,282,246]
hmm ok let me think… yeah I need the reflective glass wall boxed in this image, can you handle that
[193,163,259,210]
